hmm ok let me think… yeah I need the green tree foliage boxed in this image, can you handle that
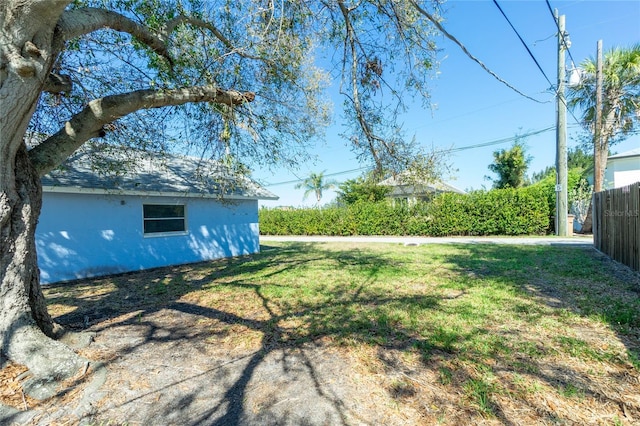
[25,0,449,177]
[530,166,554,184]
[336,176,391,205]
[567,146,594,171]
[530,146,593,183]
[567,43,640,191]
[487,139,531,189]
[295,171,338,204]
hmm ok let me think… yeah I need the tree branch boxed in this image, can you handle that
[56,8,171,59]
[43,73,72,93]
[164,15,272,63]
[337,1,387,171]
[56,8,268,66]
[29,86,255,176]
[165,16,233,51]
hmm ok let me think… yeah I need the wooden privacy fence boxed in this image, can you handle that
[593,182,640,272]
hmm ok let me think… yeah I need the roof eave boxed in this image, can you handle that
[42,185,279,201]
[608,154,640,161]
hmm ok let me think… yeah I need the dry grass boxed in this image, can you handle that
[2,242,640,425]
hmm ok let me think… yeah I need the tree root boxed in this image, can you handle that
[3,324,90,400]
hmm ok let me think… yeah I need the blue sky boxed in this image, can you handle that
[253,0,640,208]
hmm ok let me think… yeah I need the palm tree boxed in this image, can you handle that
[567,43,640,192]
[295,171,338,204]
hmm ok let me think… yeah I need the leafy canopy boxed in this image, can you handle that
[336,175,391,205]
[487,138,531,189]
[33,0,445,177]
[530,146,593,183]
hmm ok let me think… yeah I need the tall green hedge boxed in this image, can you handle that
[259,187,550,236]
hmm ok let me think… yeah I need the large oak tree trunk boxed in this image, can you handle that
[0,165,86,387]
[0,0,86,384]
[2,144,52,335]
[0,144,85,381]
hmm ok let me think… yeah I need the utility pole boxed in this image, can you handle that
[594,39,603,192]
[555,10,568,236]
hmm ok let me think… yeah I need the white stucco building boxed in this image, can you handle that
[604,147,640,189]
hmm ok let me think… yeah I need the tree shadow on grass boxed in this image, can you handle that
[34,241,640,425]
[441,243,640,354]
[45,243,308,327]
[39,242,449,424]
[436,243,640,423]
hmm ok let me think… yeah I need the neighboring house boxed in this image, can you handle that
[37,145,277,284]
[604,147,640,189]
[379,173,466,204]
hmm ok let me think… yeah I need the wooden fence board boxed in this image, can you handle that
[593,182,640,272]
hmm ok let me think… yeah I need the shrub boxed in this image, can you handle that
[259,187,550,236]
[420,188,549,236]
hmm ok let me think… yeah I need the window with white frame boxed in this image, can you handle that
[143,204,186,235]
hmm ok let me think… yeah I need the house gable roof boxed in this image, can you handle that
[40,145,278,201]
[608,147,640,160]
[379,173,466,197]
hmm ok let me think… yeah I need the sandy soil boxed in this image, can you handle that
[1,304,424,426]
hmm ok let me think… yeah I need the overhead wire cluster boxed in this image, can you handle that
[544,0,578,67]
[262,1,590,188]
[492,0,555,90]
[493,0,583,125]
[541,0,584,126]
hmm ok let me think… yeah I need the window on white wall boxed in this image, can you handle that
[143,204,186,235]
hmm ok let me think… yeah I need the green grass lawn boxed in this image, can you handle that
[44,242,640,424]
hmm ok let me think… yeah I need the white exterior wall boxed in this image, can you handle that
[36,192,260,284]
[604,155,640,189]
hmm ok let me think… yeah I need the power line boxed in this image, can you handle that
[263,167,366,187]
[407,97,525,132]
[544,0,578,68]
[491,0,583,127]
[473,1,585,129]
[445,125,556,153]
[261,125,568,186]
[541,2,584,126]
[492,0,582,126]
[408,1,549,104]
[492,0,555,89]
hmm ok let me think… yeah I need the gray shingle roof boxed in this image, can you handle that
[608,147,640,159]
[40,145,278,200]
[379,172,466,196]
